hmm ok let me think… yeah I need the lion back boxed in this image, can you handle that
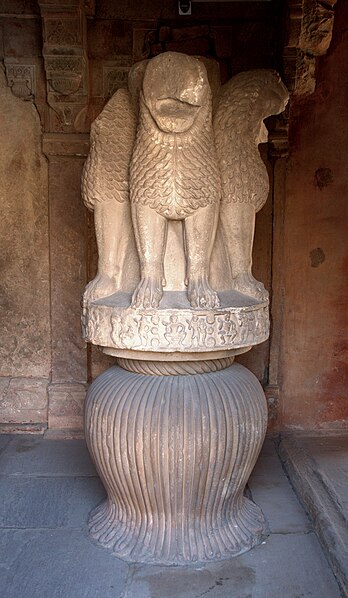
[213,71,272,208]
[82,88,137,211]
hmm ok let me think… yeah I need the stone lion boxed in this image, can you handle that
[130,52,221,309]
[82,54,289,308]
[213,69,289,300]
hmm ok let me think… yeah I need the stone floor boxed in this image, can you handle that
[279,432,348,596]
[0,434,342,598]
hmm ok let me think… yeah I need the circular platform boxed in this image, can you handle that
[82,289,269,358]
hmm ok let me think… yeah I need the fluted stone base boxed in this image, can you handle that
[85,359,268,565]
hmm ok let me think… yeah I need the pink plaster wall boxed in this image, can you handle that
[280,0,348,429]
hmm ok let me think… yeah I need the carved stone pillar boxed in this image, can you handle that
[82,53,289,564]
[42,134,89,430]
[85,358,267,564]
[37,1,93,429]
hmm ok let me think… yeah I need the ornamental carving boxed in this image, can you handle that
[38,0,89,133]
[82,299,269,354]
[283,0,337,95]
[4,62,36,100]
[103,66,131,98]
[81,52,288,357]
[45,18,80,46]
[45,56,84,95]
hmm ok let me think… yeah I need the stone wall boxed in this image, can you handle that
[0,0,346,433]
[0,66,50,428]
[279,0,348,430]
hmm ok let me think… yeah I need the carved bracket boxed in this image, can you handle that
[267,108,290,159]
[38,0,89,132]
[283,0,337,96]
[102,56,133,99]
[4,59,36,100]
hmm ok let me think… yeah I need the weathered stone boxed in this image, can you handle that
[279,434,348,596]
[0,529,129,598]
[170,25,210,41]
[300,0,337,56]
[0,69,50,380]
[4,59,36,99]
[0,378,48,424]
[295,50,316,96]
[46,155,88,383]
[48,382,87,430]
[82,56,288,320]
[82,291,269,357]
[38,1,90,134]
[102,58,132,98]
[214,70,288,301]
[0,476,105,528]
[126,533,341,598]
[165,37,210,56]
[0,437,97,477]
[82,52,289,564]
[283,0,337,95]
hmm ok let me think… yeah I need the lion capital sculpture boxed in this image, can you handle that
[82,52,289,309]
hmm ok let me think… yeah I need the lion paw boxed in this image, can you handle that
[84,274,118,301]
[188,276,220,309]
[131,276,163,309]
[233,273,269,301]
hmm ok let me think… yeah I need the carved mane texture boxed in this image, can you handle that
[213,69,285,212]
[81,88,137,211]
[130,94,221,220]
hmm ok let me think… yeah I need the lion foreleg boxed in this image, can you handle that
[184,204,220,309]
[131,204,168,309]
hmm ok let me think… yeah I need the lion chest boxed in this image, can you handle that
[130,132,220,220]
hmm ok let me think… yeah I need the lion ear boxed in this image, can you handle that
[256,121,269,145]
[196,56,221,108]
[128,60,149,115]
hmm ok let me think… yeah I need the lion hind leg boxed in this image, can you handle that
[84,202,129,301]
[220,202,268,301]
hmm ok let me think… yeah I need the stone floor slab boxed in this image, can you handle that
[279,434,348,596]
[0,436,97,476]
[299,434,348,518]
[248,472,311,534]
[250,453,285,478]
[0,434,12,455]
[0,476,105,528]
[248,438,311,533]
[0,528,129,598]
[125,533,341,598]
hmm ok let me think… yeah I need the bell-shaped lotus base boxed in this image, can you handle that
[85,360,268,565]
